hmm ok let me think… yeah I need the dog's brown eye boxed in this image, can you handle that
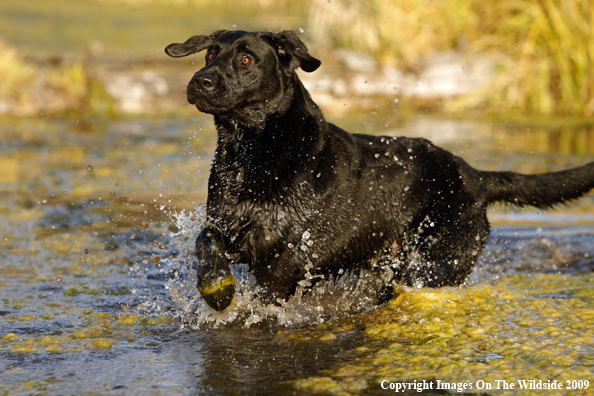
[240,56,252,65]
[207,53,214,62]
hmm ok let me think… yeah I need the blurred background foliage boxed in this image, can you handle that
[309,0,594,116]
[0,0,592,117]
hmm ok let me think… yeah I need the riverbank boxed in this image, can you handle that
[1,40,496,118]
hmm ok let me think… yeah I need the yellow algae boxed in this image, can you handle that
[319,333,338,342]
[64,288,85,296]
[52,244,70,254]
[287,274,594,395]
[71,328,106,339]
[11,380,48,392]
[45,345,64,353]
[86,338,117,349]
[17,314,38,321]
[2,333,21,341]
[118,313,140,326]
[10,345,38,353]
[0,306,175,356]
[294,376,344,394]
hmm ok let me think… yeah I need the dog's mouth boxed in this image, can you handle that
[187,86,223,112]
[187,87,242,117]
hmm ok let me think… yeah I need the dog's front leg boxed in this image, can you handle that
[195,224,235,311]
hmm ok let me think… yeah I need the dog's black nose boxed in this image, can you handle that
[190,73,215,91]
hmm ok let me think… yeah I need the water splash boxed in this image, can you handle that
[152,206,393,328]
[153,208,594,329]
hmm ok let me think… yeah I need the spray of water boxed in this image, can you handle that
[146,205,395,328]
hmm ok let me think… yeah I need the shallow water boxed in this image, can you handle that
[1,115,594,395]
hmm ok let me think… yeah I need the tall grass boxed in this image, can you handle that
[0,40,35,104]
[0,40,88,114]
[309,0,594,116]
[309,0,481,70]
[484,0,594,115]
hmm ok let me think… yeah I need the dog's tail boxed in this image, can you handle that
[481,161,594,208]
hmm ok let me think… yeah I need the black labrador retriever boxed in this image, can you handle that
[165,30,594,311]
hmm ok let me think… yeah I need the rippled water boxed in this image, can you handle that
[1,115,594,395]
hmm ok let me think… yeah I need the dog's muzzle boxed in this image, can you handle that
[187,72,216,105]
[195,225,235,311]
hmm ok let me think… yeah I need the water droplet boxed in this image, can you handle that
[150,254,161,264]
[110,192,116,196]
[298,27,304,33]
[119,196,128,202]
[302,230,310,240]
[374,153,380,158]
[130,234,136,239]
[87,165,93,172]
[84,249,89,254]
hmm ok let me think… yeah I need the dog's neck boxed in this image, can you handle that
[210,76,327,196]
[213,76,325,157]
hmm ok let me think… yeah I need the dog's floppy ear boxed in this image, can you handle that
[265,30,321,73]
[165,30,227,58]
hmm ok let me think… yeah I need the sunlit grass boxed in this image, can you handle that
[0,40,88,115]
[1,0,591,116]
[309,0,594,116]
[0,40,36,105]
[47,60,89,107]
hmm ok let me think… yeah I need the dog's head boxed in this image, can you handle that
[165,30,321,120]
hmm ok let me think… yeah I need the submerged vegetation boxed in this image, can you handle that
[288,275,594,394]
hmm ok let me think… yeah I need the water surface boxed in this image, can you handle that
[1,115,594,395]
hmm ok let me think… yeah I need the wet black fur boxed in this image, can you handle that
[166,30,594,302]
